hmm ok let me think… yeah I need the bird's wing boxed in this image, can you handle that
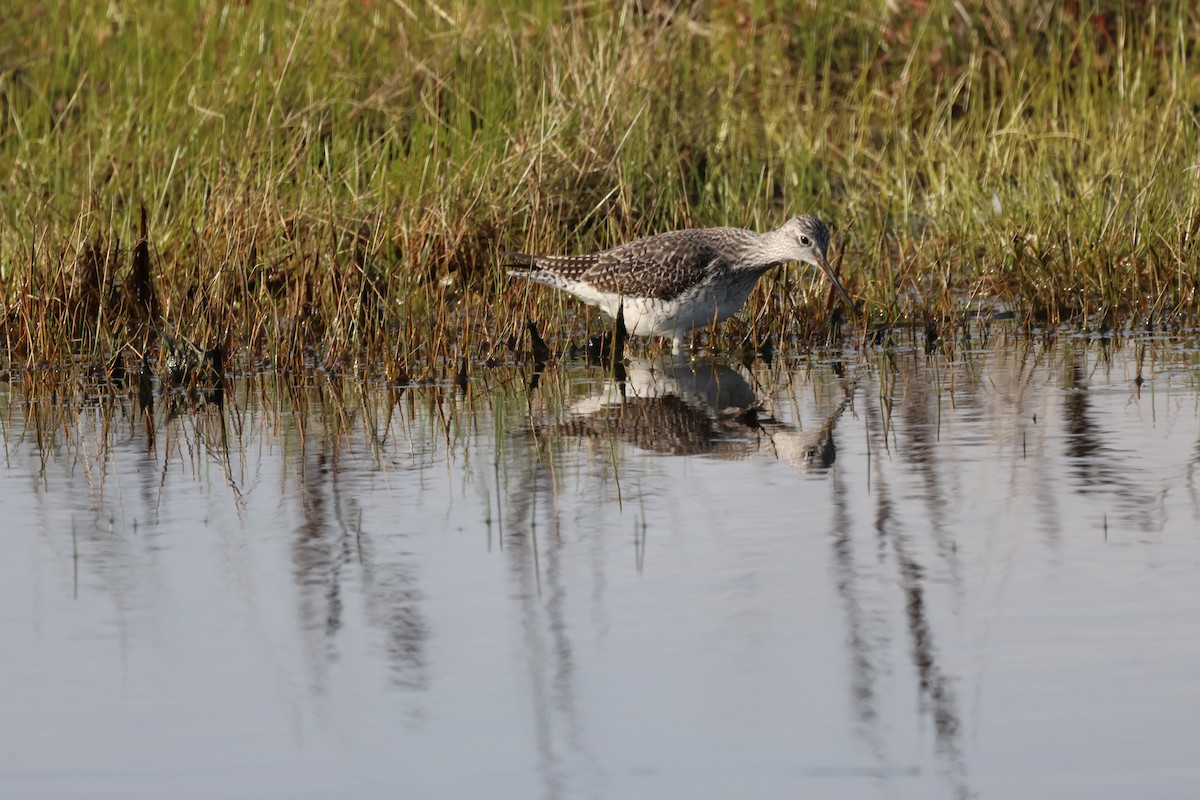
[510,230,727,301]
[506,252,600,280]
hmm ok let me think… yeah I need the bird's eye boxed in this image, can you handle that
[800,236,811,245]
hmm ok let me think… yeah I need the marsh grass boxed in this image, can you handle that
[2,0,1199,380]
[4,321,1196,520]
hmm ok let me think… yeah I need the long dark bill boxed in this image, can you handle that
[816,252,857,317]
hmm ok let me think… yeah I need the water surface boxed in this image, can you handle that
[3,332,1199,799]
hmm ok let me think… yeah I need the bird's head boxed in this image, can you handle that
[785,215,832,268]
[784,215,854,313]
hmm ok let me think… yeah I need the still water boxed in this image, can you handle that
[3,332,1199,800]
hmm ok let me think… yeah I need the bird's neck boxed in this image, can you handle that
[744,226,794,269]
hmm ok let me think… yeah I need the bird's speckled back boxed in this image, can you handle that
[515,226,766,301]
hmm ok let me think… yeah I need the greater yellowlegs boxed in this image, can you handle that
[508,215,854,353]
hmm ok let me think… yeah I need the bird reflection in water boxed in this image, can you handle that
[504,355,852,796]
[540,356,849,472]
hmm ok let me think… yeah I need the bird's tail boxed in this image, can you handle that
[504,252,538,268]
[504,252,545,282]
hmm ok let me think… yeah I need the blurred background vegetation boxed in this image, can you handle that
[2,1,1198,369]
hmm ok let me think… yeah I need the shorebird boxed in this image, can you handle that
[507,215,855,353]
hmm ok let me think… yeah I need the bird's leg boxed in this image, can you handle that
[609,303,627,375]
